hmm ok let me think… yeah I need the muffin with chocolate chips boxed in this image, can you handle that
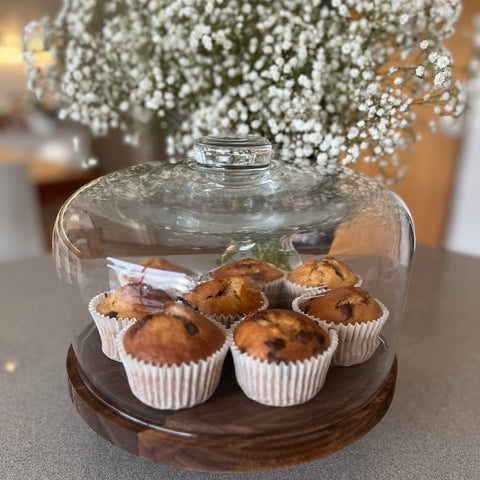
[182,276,267,327]
[234,309,330,363]
[297,286,382,325]
[210,258,283,283]
[209,259,284,306]
[293,286,389,366]
[285,257,359,303]
[96,283,171,319]
[117,302,230,410]
[123,301,224,366]
[231,309,338,406]
[89,283,171,361]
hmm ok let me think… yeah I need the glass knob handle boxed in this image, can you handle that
[194,134,272,169]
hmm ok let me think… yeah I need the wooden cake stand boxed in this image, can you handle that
[67,324,397,472]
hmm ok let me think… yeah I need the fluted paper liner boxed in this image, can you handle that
[230,329,338,407]
[88,291,137,361]
[284,276,363,308]
[292,293,389,366]
[257,275,286,308]
[116,323,232,410]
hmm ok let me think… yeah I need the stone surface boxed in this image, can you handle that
[0,245,479,479]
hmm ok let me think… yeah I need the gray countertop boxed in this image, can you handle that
[1,245,479,479]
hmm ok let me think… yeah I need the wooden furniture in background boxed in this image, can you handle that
[356,0,480,247]
[0,148,98,248]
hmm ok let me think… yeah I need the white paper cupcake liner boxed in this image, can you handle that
[88,291,137,361]
[230,328,338,407]
[292,294,389,366]
[195,291,269,329]
[283,276,363,308]
[258,274,287,308]
[116,323,232,410]
[203,312,246,329]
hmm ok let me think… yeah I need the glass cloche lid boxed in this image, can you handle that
[54,133,414,428]
[54,134,413,277]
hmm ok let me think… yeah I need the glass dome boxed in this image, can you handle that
[54,134,414,441]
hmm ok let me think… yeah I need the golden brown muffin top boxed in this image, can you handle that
[96,283,171,319]
[287,257,358,289]
[298,286,383,325]
[128,257,195,283]
[210,258,283,284]
[182,277,264,317]
[234,309,330,363]
[123,301,224,366]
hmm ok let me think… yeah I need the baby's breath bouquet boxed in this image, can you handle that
[24,0,464,183]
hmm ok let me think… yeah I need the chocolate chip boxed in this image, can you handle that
[181,298,199,311]
[129,313,154,335]
[339,303,354,320]
[332,269,344,280]
[264,338,286,351]
[251,272,262,281]
[294,330,312,344]
[184,321,199,336]
[267,352,282,364]
[324,260,344,280]
[106,310,118,318]
[315,332,326,344]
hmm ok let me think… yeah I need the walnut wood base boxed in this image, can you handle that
[67,345,397,472]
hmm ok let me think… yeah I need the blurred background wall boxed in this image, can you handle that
[392,0,480,258]
[0,0,96,258]
[0,0,479,263]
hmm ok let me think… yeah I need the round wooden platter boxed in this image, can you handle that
[67,326,397,473]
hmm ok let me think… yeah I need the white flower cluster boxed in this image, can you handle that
[23,0,465,182]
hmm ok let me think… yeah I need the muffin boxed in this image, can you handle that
[182,276,267,327]
[89,282,171,361]
[285,256,360,303]
[287,257,358,289]
[96,282,171,319]
[297,286,382,325]
[117,301,231,410]
[209,258,285,307]
[231,309,338,406]
[123,302,225,366]
[128,257,195,282]
[234,309,330,363]
[293,286,389,366]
